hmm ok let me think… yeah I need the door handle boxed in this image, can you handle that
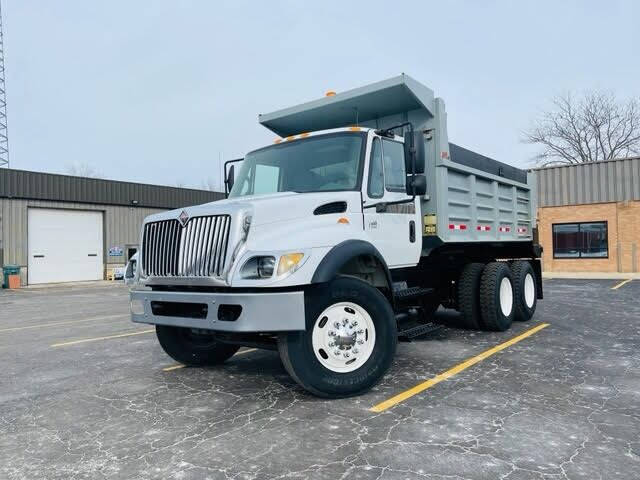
[88,254,98,257]
[409,221,416,243]
[33,254,45,258]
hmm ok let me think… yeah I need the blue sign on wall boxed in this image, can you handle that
[108,246,124,257]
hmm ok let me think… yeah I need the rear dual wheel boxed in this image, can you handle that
[479,262,515,331]
[511,260,537,322]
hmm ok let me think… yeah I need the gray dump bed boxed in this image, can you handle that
[259,75,536,246]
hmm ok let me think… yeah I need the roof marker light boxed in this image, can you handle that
[325,91,336,97]
[348,126,361,131]
[274,138,282,144]
[285,136,296,141]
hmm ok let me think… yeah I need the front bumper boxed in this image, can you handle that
[130,289,306,332]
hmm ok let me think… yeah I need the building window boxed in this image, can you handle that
[552,222,608,258]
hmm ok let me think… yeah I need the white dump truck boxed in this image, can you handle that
[130,75,542,397]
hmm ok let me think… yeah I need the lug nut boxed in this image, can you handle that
[334,350,340,356]
[328,341,335,347]
[343,352,350,358]
[334,321,340,329]
[357,329,364,334]
[342,318,348,326]
[352,348,359,354]
[328,331,336,337]
[357,339,364,345]
[351,321,358,327]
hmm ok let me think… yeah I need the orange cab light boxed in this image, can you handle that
[299,132,310,138]
[348,126,361,131]
[285,135,296,141]
[325,91,336,97]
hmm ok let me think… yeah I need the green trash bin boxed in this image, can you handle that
[2,265,20,288]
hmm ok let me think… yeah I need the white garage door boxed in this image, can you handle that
[28,209,104,284]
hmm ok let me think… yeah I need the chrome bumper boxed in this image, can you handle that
[130,289,306,332]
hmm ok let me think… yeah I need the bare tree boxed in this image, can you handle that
[524,91,640,165]
[65,162,103,178]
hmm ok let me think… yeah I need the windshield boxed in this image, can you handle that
[229,133,364,198]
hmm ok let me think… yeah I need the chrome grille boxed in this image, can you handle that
[142,215,231,277]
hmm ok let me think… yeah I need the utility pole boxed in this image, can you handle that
[0,1,8,168]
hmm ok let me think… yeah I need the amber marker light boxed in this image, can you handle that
[337,217,350,224]
[277,253,305,276]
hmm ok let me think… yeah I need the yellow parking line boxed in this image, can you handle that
[161,348,259,371]
[51,329,155,347]
[611,279,632,290]
[163,364,185,372]
[370,323,550,413]
[0,314,128,333]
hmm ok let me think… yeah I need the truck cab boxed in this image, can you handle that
[130,75,542,398]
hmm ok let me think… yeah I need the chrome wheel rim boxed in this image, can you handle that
[524,273,535,308]
[311,302,375,373]
[499,277,513,317]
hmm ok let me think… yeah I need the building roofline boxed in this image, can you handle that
[531,155,640,171]
[0,168,224,210]
[0,167,220,194]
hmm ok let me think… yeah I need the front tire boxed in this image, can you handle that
[156,325,240,366]
[278,277,397,398]
[479,262,515,331]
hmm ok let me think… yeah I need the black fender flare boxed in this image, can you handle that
[311,240,393,293]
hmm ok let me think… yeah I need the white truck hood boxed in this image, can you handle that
[147,190,362,228]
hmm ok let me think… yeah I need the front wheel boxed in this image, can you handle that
[156,325,240,366]
[278,277,397,398]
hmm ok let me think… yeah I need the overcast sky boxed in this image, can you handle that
[4,1,639,190]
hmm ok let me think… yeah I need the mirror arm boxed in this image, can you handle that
[223,158,243,198]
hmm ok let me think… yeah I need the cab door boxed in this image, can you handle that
[363,136,421,268]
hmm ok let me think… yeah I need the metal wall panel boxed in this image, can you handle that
[536,157,640,207]
[0,198,166,273]
[0,168,224,209]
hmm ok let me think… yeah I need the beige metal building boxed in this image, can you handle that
[536,156,640,273]
[0,169,223,285]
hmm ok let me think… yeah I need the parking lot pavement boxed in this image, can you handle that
[1,280,638,480]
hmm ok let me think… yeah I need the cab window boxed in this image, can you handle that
[367,138,384,198]
[382,140,406,192]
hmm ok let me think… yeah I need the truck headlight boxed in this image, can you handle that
[277,253,304,276]
[240,255,276,279]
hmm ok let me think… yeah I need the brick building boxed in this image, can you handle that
[535,157,640,273]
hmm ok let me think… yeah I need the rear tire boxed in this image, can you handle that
[156,325,240,366]
[479,262,515,331]
[278,277,396,398]
[457,263,485,329]
[511,261,537,321]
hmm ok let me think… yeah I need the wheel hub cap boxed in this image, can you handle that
[312,302,375,373]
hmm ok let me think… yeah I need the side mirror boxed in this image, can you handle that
[406,174,426,196]
[403,131,425,174]
[225,164,235,195]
